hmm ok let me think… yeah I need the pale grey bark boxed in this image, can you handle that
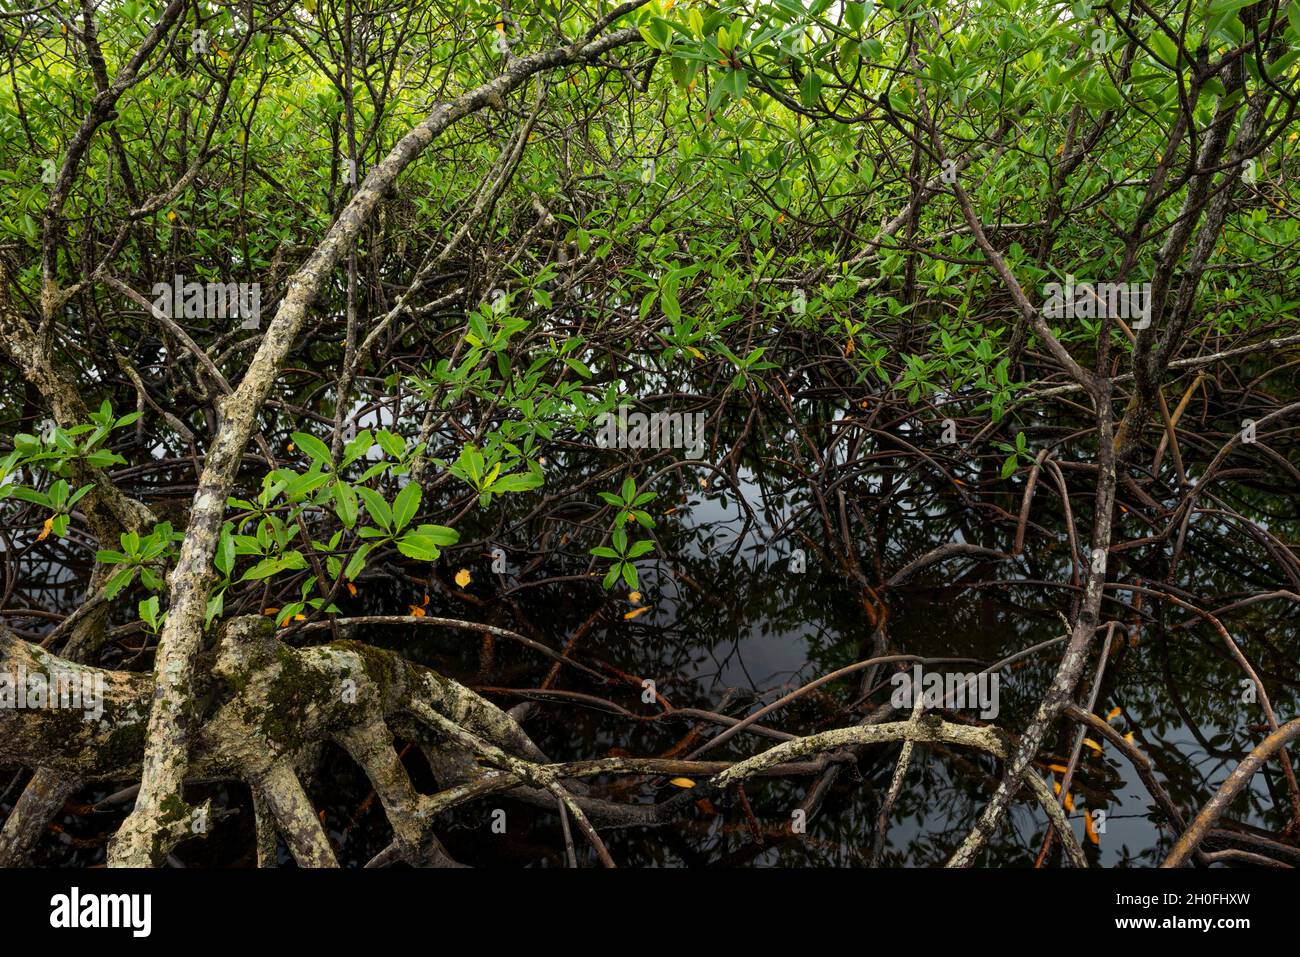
[110,21,646,867]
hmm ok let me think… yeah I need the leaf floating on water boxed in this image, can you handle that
[1106,707,1121,721]
[624,605,650,620]
[409,594,430,617]
[1082,738,1103,754]
[628,591,641,603]
[455,568,471,588]
[1084,811,1100,845]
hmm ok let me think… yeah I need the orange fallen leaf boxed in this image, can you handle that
[1082,737,1102,754]
[1084,811,1100,845]
[346,582,358,597]
[668,777,695,788]
[455,568,471,588]
[1106,707,1121,721]
[409,605,426,617]
[263,607,280,616]
[623,606,650,620]
[628,591,642,603]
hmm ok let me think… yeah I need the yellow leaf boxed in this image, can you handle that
[36,517,53,542]
[624,606,650,620]
[628,591,642,603]
[346,582,358,597]
[263,607,280,616]
[668,777,695,788]
[409,605,426,617]
[166,211,176,222]
[1124,731,1135,743]
[1046,763,1069,774]
[287,441,295,452]
[1082,738,1102,754]
[455,568,471,588]
[1106,707,1121,721]
[1084,811,1100,845]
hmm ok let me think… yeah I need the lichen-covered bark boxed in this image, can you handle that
[946,389,1118,867]
[0,265,156,539]
[111,22,646,867]
[1,618,551,866]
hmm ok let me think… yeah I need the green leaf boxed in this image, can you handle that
[291,431,333,466]
[205,591,224,629]
[392,481,421,531]
[376,430,406,459]
[355,486,393,529]
[345,543,373,581]
[396,531,442,561]
[333,481,358,529]
[105,567,136,600]
[139,596,160,630]
[799,68,823,107]
[215,529,236,576]
[627,539,655,558]
[1149,31,1178,67]
[491,471,542,494]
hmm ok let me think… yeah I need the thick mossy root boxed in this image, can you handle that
[0,617,546,866]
